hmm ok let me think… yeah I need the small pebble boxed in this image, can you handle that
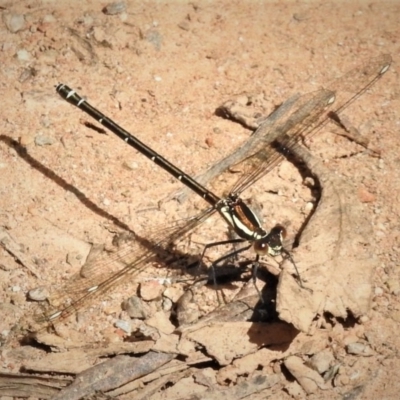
[16,49,31,62]
[42,14,56,23]
[114,319,132,334]
[293,12,309,22]
[162,297,173,311]
[140,280,164,301]
[163,286,184,303]
[122,296,147,319]
[19,134,34,146]
[145,29,162,50]
[123,160,138,170]
[205,137,214,147]
[145,310,175,334]
[308,349,334,374]
[103,2,126,15]
[35,135,56,146]
[28,286,49,301]
[303,176,315,187]
[178,20,190,31]
[175,290,200,325]
[3,13,25,33]
[304,202,314,212]
[346,342,373,356]
[357,186,376,203]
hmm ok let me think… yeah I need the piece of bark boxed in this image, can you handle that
[277,144,377,332]
[52,351,175,400]
[0,372,70,399]
[183,321,298,366]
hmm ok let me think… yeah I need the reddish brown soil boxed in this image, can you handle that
[0,1,399,399]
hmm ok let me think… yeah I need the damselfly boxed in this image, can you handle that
[37,54,391,327]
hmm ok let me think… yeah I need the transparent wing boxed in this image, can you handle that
[32,206,216,329]
[203,54,391,197]
[229,89,335,194]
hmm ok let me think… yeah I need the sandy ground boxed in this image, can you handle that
[0,1,399,399]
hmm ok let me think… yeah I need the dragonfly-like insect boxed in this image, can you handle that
[31,54,391,329]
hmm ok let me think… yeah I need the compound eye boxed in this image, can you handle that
[253,225,287,257]
[253,239,270,256]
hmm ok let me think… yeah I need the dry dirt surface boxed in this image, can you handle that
[0,1,399,399]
